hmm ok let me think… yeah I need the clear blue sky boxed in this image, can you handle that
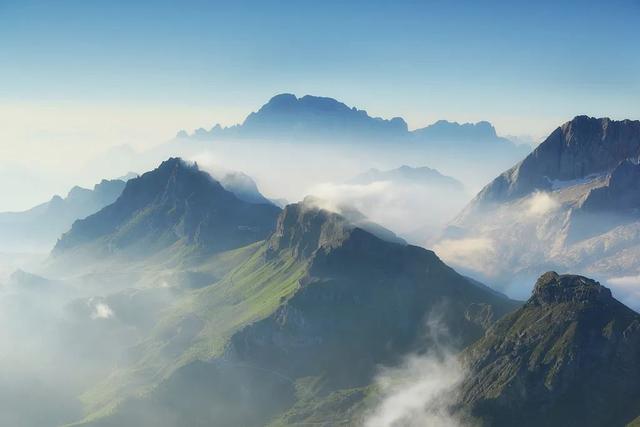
[1,0,639,137]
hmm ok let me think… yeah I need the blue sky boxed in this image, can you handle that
[1,0,639,142]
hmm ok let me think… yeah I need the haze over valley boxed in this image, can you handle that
[2,1,640,426]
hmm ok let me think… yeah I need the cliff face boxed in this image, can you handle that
[473,116,640,205]
[441,116,640,292]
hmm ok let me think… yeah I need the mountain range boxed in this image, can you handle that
[0,178,129,252]
[176,93,528,152]
[53,158,281,259]
[437,116,640,302]
[19,157,517,427]
[66,193,517,427]
[4,150,640,426]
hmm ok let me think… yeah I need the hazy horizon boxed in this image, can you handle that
[3,0,640,211]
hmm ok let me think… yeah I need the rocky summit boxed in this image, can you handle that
[459,272,640,427]
[473,116,640,205]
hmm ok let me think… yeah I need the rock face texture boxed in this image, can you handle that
[474,116,640,204]
[578,160,640,214]
[459,272,640,427]
[439,116,640,292]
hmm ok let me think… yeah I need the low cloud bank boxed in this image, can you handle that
[365,313,468,427]
[307,180,468,245]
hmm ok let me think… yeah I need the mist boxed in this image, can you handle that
[365,312,470,427]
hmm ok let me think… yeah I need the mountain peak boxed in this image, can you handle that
[531,271,612,305]
[470,116,640,205]
[267,196,407,259]
[460,271,640,426]
[54,157,281,256]
[268,198,353,259]
[413,119,499,141]
[157,156,193,171]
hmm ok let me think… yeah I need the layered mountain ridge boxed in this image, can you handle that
[0,178,128,252]
[472,116,640,206]
[53,158,281,258]
[65,182,517,426]
[176,93,524,150]
[438,116,640,297]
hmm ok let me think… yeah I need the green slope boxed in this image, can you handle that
[459,272,640,427]
[71,201,517,426]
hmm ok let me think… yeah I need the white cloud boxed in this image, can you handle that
[433,237,496,274]
[365,312,468,427]
[365,353,466,427]
[525,191,559,217]
[306,180,468,244]
[606,275,640,309]
[90,302,114,320]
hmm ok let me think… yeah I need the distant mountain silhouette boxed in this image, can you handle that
[218,171,273,205]
[175,93,525,149]
[349,164,464,191]
[414,119,500,142]
[180,93,407,141]
[0,178,128,252]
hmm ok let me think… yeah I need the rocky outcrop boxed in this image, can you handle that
[579,160,640,213]
[473,116,640,205]
[459,272,640,427]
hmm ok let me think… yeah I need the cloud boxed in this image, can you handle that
[365,312,468,427]
[90,302,114,320]
[525,191,559,217]
[433,237,496,274]
[306,180,468,244]
[606,275,640,309]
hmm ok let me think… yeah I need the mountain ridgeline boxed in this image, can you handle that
[0,178,128,252]
[459,272,640,427]
[53,158,281,257]
[7,152,640,426]
[64,176,517,426]
[440,116,640,290]
[473,116,640,205]
[176,93,525,150]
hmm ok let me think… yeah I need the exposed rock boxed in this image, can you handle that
[459,272,640,427]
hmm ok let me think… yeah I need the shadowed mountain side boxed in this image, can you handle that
[470,116,640,207]
[73,200,518,427]
[52,158,281,258]
[458,272,640,427]
[438,117,640,299]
